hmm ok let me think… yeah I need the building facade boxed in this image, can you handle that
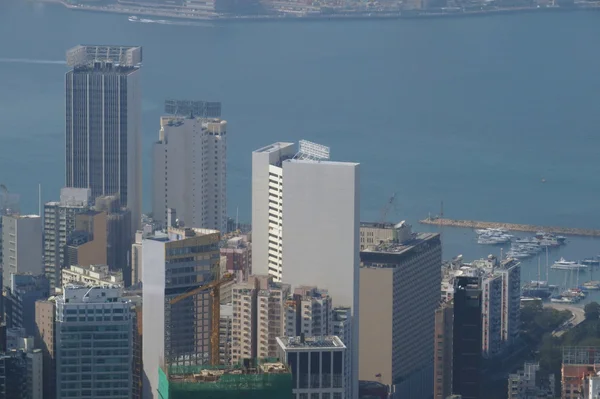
[55,285,133,399]
[65,45,142,232]
[452,276,482,399]
[43,187,91,291]
[284,286,333,338]
[251,142,295,281]
[152,116,227,232]
[230,275,290,365]
[6,274,50,336]
[277,335,347,399]
[35,299,56,399]
[481,273,503,358]
[434,301,454,399]
[61,264,123,289]
[1,214,43,287]
[508,362,555,399]
[359,224,441,399]
[142,227,221,399]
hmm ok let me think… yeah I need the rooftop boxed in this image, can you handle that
[361,232,439,256]
[148,226,219,242]
[169,362,289,384]
[277,335,346,350]
[254,142,295,154]
[67,45,142,68]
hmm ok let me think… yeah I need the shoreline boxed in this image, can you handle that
[40,0,600,23]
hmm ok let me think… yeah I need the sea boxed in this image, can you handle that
[0,1,599,293]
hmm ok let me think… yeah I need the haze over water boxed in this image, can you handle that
[0,1,599,276]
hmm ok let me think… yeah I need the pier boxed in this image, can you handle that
[419,217,600,237]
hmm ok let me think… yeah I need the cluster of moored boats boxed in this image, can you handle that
[475,228,567,260]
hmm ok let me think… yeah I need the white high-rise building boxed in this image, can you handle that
[1,214,43,288]
[251,142,295,281]
[152,116,227,232]
[253,140,359,399]
[55,285,133,399]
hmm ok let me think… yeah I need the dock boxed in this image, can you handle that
[419,217,600,237]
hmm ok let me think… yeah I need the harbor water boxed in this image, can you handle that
[0,1,599,292]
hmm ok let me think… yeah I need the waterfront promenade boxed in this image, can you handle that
[38,0,600,23]
[419,217,600,237]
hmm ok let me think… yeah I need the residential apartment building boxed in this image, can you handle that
[43,187,91,291]
[65,45,142,232]
[277,335,347,399]
[1,214,43,287]
[359,223,441,399]
[152,116,227,232]
[508,362,555,399]
[61,264,123,290]
[561,347,600,399]
[219,304,233,366]
[142,226,221,399]
[220,235,251,279]
[231,275,290,365]
[55,285,133,399]
[284,286,333,338]
[481,273,503,358]
[497,260,521,346]
[452,276,482,399]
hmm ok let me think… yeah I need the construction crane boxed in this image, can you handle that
[378,192,397,226]
[169,272,235,366]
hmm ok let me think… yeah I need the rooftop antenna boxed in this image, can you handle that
[38,183,41,216]
[236,206,239,231]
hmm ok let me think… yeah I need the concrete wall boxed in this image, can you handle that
[282,159,360,399]
[142,239,166,399]
[359,267,393,385]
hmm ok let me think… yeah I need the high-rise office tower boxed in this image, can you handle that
[152,116,227,232]
[251,142,295,281]
[55,285,133,399]
[496,260,521,347]
[452,276,482,399]
[5,274,50,336]
[252,140,359,399]
[65,45,142,232]
[44,187,91,292]
[231,275,290,365]
[359,222,441,399]
[142,226,220,399]
[1,214,43,287]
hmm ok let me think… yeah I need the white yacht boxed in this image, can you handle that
[128,16,139,22]
[551,257,587,271]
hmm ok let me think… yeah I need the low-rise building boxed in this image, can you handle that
[277,335,347,399]
[61,264,123,290]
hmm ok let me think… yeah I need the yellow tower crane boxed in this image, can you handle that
[169,272,234,366]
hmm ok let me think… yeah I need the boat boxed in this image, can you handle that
[551,258,587,271]
[550,295,576,304]
[128,15,138,22]
[582,258,600,266]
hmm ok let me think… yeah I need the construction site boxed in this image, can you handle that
[158,358,293,399]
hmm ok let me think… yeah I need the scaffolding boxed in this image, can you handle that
[159,359,293,399]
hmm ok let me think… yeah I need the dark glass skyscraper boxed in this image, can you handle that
[65,45,142,232]
[452,276,482,399]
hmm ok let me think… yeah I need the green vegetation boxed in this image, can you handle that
[520,302,571,347]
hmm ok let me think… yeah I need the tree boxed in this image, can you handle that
[585,302,600,321]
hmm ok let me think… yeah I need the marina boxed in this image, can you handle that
[420,217,600,237]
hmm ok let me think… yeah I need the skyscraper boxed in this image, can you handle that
[43,187,91,292]
[152,116,227,232]
[55,285,133,399]
[141,226,220,399]
[251,142,295,281]
[452,276,482,399]
[359,223,441,399]
[65,45,142,232]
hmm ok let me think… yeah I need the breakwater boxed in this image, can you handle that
[419,217,600,237]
